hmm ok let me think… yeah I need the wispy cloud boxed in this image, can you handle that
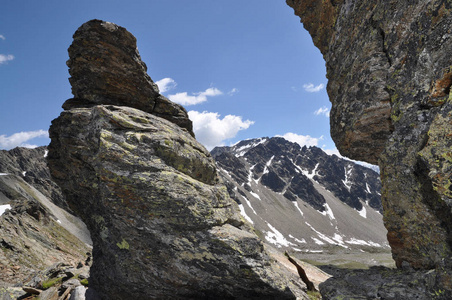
[0,35,5,40]
[0,54,14,64]
[0,130,49,150]
[227,88,239,96]
[277,132,323,148]
[155,77,177,93]
[314,106,330,117]
[303,83,325,93]
[169,87,223,106]
[188,110,254,150]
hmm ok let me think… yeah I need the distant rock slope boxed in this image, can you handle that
[0,147,90,287]
[0,147,66,210]
[48,20,307,299]
[212,137,388,253]
[287,0,452,272]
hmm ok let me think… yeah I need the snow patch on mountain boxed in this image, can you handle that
[265,222,296,248]
[319,203,335,220]
[240,195,257,215]
[238,204,253,224]
[342,165,353,191]
[0,204,11,216]
[293,201,304,217]
[358,206,367,218]
[302,163,319,180]
[249,191,261,201]
[263,155,275,175]
[346,238,382,247]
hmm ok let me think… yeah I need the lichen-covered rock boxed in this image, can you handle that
[48,20,307,299]
[65,19,193,135]
[319,264,452,300]
[287,0,452,271]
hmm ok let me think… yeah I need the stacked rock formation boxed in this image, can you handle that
[287,0,452,272]
[48,20,306,299]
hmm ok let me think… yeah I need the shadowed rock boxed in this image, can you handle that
[48,20,307,299]
[287,0,452,269]
[287,0,452,297]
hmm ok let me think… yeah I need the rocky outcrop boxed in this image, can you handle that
[48,20,307,299]
[287,0,452,272]
[65,19,193,135]
[319,264,451,300]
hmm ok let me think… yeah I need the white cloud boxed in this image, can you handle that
[0,130,48,150]
[277,132,323,148]
[188,110,254,150]
[0,54,14,64]
[314,106,330,117]
[155,77,177,93]
[303,83,325,93]
[0,35,5,40]
[169,87,223,106]
[227,88,239,96]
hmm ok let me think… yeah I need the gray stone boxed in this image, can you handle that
[70,286,86,300]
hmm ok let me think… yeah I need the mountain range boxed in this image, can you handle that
[212,137,389,254]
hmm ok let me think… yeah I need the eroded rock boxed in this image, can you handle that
[287,0,452,271]
[65,19,193,136]
[48,20,307,299]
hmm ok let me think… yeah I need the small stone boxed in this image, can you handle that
[69,286,86,300]
[39,286,58,300]
[22,287,42,295]
[62,278,81,290]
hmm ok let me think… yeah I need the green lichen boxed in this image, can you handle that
[117,238,130,250]
[80,278,89,286]
[41,277,63,290]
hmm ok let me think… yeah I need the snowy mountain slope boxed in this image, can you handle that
[212,137,389,253]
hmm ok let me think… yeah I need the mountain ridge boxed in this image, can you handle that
[212,137,388,255]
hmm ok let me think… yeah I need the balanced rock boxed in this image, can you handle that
[287,0,452,270]
[64,19,193,135]
[48,20,306,299]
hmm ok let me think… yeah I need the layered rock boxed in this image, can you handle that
[287,0,452,272]
[48,20,307,299]
[65,19,193,135]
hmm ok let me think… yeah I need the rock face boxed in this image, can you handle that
[48,20,307,299]
[287,0,452,271]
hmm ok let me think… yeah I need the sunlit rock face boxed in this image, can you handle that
[287,0,452,271]
[48,20,307,299]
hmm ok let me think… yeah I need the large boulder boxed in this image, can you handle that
[48,20,307,299]
[287,0,452,271]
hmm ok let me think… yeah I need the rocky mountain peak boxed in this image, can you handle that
[212,137,388,256]
[213,137,382,213]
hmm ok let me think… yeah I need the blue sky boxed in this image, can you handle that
[0,1,335,154]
